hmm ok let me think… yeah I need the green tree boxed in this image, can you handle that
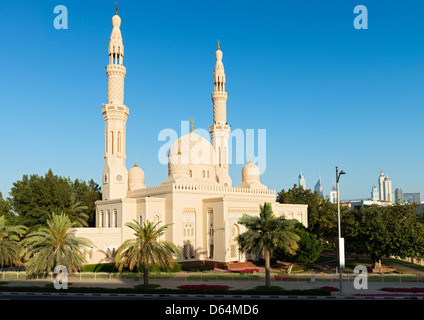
[115,220,179,285]
[9,170,101,229]
[276,224,323,263]
[67,195,89,227]
[22,213,93,277]
[0,193,12,219]
[70,179,101,227]
[236,202,300,287]
[277,184,339,241]
[0,216,27,267]
[343,204,424,269]
[10,170,73,229]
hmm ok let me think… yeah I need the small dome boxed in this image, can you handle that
[129,165,144,182]
[242,160,260,182]
[128,163,146,190]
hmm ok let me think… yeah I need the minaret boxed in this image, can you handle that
[101,6,129,201]
[209,41,232,187]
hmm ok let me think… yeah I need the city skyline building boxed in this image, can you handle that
[330,182,337,204]
[314,176,323,197]
[395,188,403,204]
[403,192,421,204]
[378,171,393,202]
[298,170,306,190]
[371,184,379,201]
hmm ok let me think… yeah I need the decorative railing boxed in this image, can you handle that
[127,182,275,198]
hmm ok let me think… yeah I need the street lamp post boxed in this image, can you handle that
[336,166,346,296]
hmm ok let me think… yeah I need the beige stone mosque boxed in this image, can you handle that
[74,9,308,268]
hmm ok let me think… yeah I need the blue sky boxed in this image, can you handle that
[1,0,424,201]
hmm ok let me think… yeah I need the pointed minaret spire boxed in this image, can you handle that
[107,7,125,105]
[212,41,228,125]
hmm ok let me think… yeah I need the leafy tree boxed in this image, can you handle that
[236,202,300,287]
[276,223,323,263]
[0,193,12,218]
[0,215,27,267]
[70,179,101,227]
[9,170,101,229]
[343,203,424,269]
[115,220,179,285]
[277,184,339,241]
[22,213,93,277]
[67,195,89,227]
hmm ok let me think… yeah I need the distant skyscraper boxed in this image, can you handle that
[371,185,379,201]
[330,182,337,204]
[378,171,385,200]
[314,176,323,196]
[395,188,403,204]
[403,192,420,204]
[378,171,393,202]
[298,170,306,189]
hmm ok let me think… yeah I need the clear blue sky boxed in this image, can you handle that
[1,0,424,201]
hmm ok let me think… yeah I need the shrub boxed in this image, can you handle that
[81,262,181,273]
[228,268,260,274]
[181,265,212,272]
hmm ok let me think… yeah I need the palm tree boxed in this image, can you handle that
[115,220,179,285]
[22,213,93,277]
[0,215,27,267]
[237,202,300,287]
[67,194,89,227]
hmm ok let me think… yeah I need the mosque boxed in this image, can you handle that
[74,9,308,268]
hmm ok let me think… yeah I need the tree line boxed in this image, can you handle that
[0,169,101,229]
[1,171,424,288]
[277,184,424,269]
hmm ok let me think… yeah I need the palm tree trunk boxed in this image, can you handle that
[143,263,149,285]
[264,249,271,288]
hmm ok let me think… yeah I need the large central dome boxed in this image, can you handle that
[162,132,219,185]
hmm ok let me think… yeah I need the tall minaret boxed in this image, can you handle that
[209,41,232,187]
[101,6,129,201]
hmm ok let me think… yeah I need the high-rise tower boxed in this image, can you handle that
[298,170,306,189]
[101,9,129,200]
[314,177,323,196]
[209,41,232,187]
[378,171,392,202]
[330,182,337,204]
